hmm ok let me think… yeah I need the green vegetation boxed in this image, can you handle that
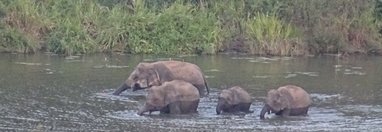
[0,0,381,56]
[245,12,303,55]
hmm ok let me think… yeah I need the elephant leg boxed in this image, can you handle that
[289,106,310,116]
[275,110,284,115]
[189,100,200,113]
[281,109,291,117]
[237,103,252,113]
[180,100,199,113]
[168,102,181,114]
[227,105,238,113]
[219,104,232,113]
[160,105,170,114]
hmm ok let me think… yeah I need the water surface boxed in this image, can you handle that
[0,53,381,131]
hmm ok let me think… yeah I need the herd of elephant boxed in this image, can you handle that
[112,60,312,119]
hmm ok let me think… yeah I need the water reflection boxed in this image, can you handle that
[0,53,382,131]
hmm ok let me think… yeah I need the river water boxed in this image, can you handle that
[0,53,381,131]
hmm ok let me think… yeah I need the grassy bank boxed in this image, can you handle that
[0,0,381,56]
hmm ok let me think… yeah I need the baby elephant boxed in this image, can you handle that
[216,86,253,114]
[137,80,200,115]
[260,85,312,119]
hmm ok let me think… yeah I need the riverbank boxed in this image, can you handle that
[0,0,381,56]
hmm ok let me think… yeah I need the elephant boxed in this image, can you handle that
[216,86,253,114]
[137,80,200,115]
[260,85,312,119]
[112,60,210,96]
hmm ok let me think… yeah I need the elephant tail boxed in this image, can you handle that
[203,75,210,95]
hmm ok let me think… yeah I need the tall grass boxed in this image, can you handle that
[0,0,46,53]
[280,0,381,55]
[0,0,222,55]
[44,0,101,55]
[0,0,381,56]
[245,12,303,55]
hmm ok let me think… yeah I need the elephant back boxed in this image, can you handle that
[162,80,200,104]
[228,86,252,104]
[157,61,205,84]
[278,85,312,109]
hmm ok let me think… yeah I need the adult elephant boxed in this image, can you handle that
[137,80,200,115]
[260,85,312,119]
[112,60,210,96]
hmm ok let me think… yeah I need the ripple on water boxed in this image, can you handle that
[143,58,183,62]
[92,64,129,69]
[231,57,254,60]
[107,110,144,120]
[257,57,281,61]
[337,104,382,117]
[310,93,344,101]
[296,71,319,77]
[93,92,139,103]
[252,75,269,79]
[284,73,297,78]
[64,56,80,60]
[15,62,50,66]
[205,69,220,72]
[334,65,366,76]
[343,70,366,75]
[310,93,348,106]
[204,75,215,79]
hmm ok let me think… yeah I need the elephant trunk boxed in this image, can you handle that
[113,83,130,95]
[216,105,222,115]
[260,104,271,119]
[216,99,225,114]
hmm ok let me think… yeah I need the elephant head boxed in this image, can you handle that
[130,63,162,91]
[113,62,167,95]
[137,87,165,115]
[216,89,233,114]
[260,89,290,119]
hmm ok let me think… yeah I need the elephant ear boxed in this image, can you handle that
[231,86,251,104]
[125,73,134,85]
[162,83,178,105]
[221,89,235,105]
[279,88,293,109]
[266,89,278,104]
[146,86,166,107]
[153,63,174,82]
[148,70,161,86]
[230,88,242,105]
[266,89,284,111]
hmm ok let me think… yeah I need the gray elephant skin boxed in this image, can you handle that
[137,80,200,115]
[113,60,209,96]
[216,86,253,114]
[260,85,312,119]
